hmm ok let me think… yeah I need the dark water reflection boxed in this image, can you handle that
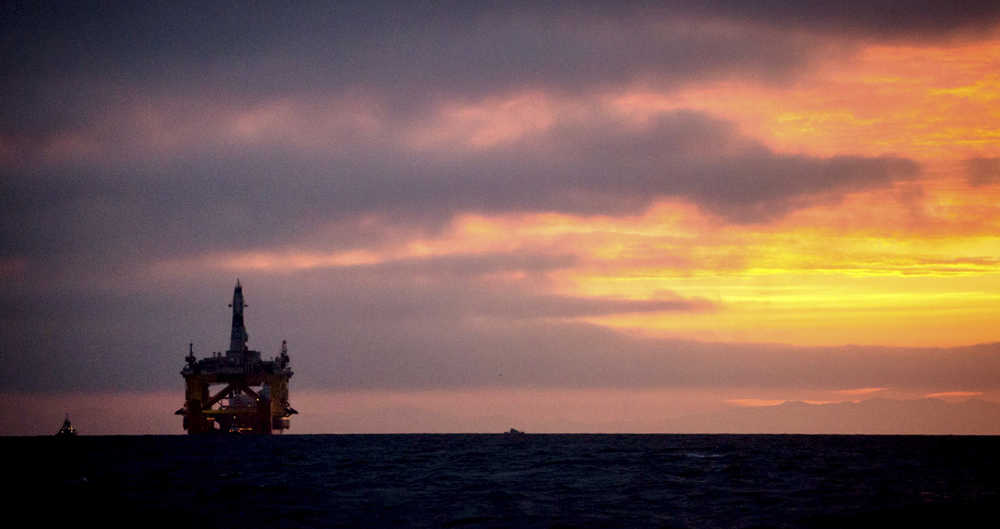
[12,434,999,528]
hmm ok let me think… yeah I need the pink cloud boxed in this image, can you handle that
[726,398,787,407]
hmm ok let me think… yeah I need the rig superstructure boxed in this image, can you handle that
[176,280,297,434]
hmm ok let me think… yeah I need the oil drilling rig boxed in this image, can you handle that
[176,280,297,434]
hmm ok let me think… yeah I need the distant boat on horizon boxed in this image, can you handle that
[506,428,525,435]
[56,414,77,437]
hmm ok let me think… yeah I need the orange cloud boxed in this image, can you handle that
[614,38,1000,161]
[838,387,887,395]
[925,391,984,399]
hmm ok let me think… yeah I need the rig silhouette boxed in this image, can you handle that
[176,280,297,434]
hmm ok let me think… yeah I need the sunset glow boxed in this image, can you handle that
[3,3,1000,434]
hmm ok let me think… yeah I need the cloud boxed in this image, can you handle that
[285,314,1000,392]
[726,398,786,407]
[0,2,834,158]
[682,1,1000,39]
[837,387,887,395]
[0,2,992,407]
[4,3,996,168]
[966,157,1000,186]
[275,255,715,323]
[343,252,578,278]
[925,391,984,399]
[1,2,928,279]
[0,3,824,101]
[5,261,1000,394]
[0,252,710,392]
[0,107,920,281]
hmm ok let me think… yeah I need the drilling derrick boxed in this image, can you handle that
[176,280,297,434]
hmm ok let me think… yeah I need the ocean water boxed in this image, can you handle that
[13,434,999,528]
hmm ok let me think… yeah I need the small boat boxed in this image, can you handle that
[56,414,78,437]
[506,428,525,435]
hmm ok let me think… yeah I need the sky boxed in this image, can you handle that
[3,1,1000,434]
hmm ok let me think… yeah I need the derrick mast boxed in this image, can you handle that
[176,280,297,434]
[229,279,249,353]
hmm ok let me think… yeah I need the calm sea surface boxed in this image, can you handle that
[12,434,999,528]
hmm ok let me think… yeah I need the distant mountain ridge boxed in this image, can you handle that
[664,398,1000,434]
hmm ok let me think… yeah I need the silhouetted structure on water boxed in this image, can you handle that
[56,414,77,437]
[175,280,297,434]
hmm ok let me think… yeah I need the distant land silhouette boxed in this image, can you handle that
[664,398,1000,434]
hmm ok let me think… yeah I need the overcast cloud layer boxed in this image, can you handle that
[3,2,1000,406]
